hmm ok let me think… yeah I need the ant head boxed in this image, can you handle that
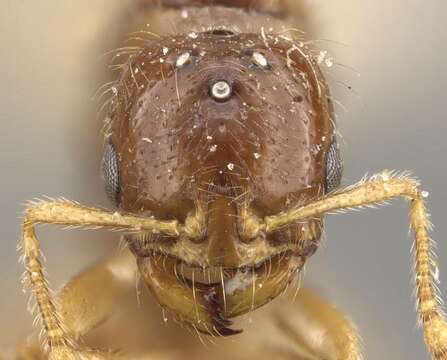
[100,30,342,333]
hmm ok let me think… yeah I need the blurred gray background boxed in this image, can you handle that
[0,1,446,358]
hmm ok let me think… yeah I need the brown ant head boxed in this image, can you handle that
[102,30,342,334]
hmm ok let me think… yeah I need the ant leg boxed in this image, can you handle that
[20,200,180,359]
[268,288,362,360]
[264,171,447,359]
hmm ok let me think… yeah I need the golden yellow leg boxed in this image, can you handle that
[264,172,447,359]
[19,200,180,359]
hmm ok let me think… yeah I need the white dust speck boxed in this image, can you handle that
[311,144,322,155]
[254,153,261,159]
[162,47,169,55]
[317,50,327,64]
[225,270,255,295]
[176,52,191,68]
[227,163,235,171]
[421,190,430,198]
[206,135,213,141]
[252,52,268,68]
[142,137,153,144]
[210,144,218,152]
[317,50,334,68]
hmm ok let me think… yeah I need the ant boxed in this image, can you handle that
[17,1,447,359]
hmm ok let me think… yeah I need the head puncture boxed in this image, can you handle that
[210,81,232,101]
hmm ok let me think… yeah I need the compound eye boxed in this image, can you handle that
[325,136,343,193]
[101,142,120,207]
